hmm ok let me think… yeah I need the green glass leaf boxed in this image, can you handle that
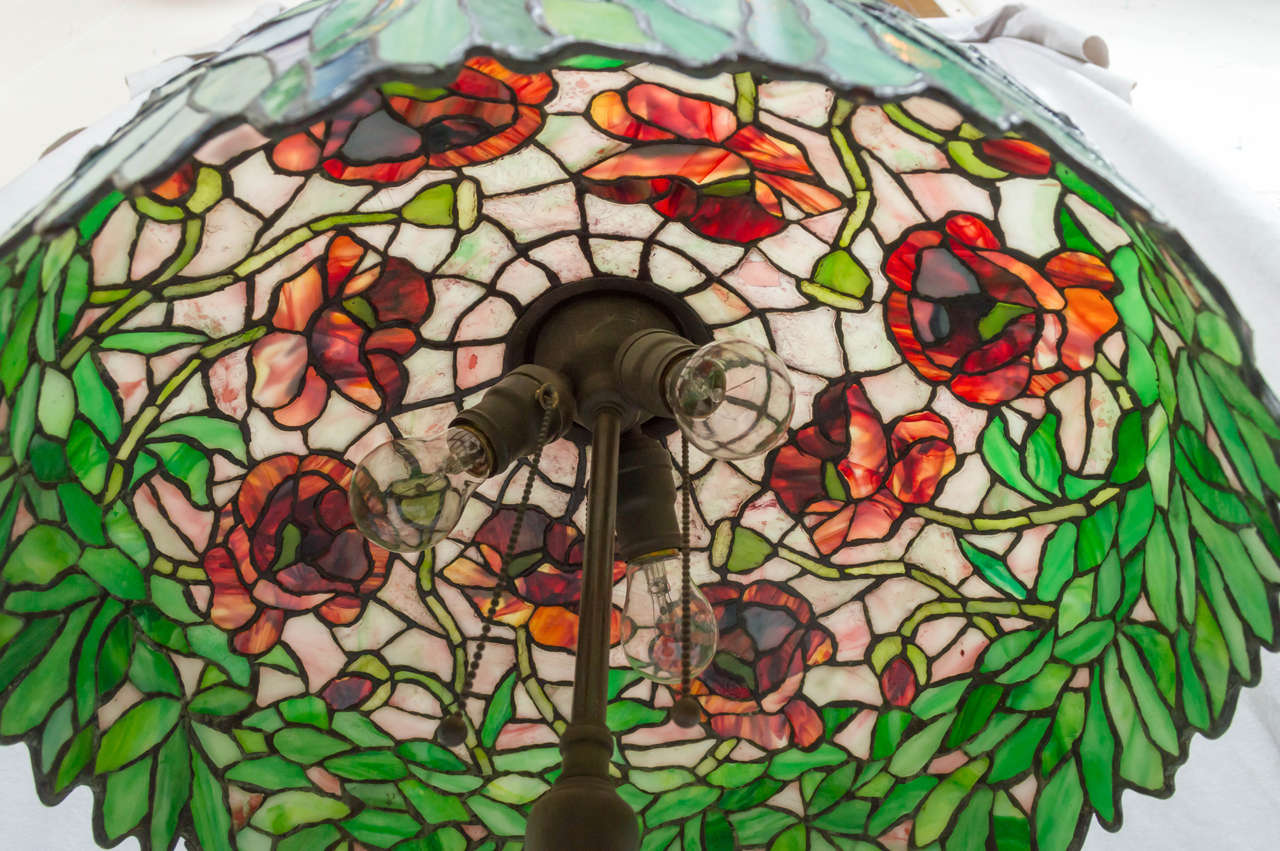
[151,727,191,850]
[1101,648,1163,790]
[1193,595,1231,715]
[981,417,1049,502]
[959,539,1026,600]
[1197,353,1280,438]
[961,712,1023,757]
[397,741,467,773]
[0,602,92,735]
[913,757,989,845]
[1076,501,1118,570]
[871,709,913,759]
[97,618,134,696]
[1034,760,1084,851]
[103,755,152,839]
[5,574,98,611]
[1094,550,1123,617]
[147,441,213,507]
[274,727,352,764]
[482,774,548,806]
[1024,413,1063,493]
[888,713,954,777]
[1195,364,1264,500]
[80,546,146,600]
[402,182,456,227]
[1041,691,1085,775]
[128,639,182,695]
[9,368,40,464]
[1005,664,1070,712]
[867,775,938,835]
[994,631,1053,684]
[467,796,526,836]
[1195,312,1243,365]
[280,695,330,729]
[769,743,847,781]
[278,824,343,851]
[1188,495,1273,641]
[1195,540,1251,678]
[4,524,80,584]
[58,482,106,545]
[808,762,855,813]
[1122,624,1176,705]
[988,717,1051,783]
[150,414,248,463]
[55,727,94,793]
[809,799,870,836]
[1175,628,1211,730]
[401,777,469,823]
[706,761,767,789]
[1080,678,1116,823]
[252,791,352,834]
[1142,515,1177,631]
[333,711,394,748]
[1034,523,1076,601]
[325,750,407,781]
[719,778,784,812]
[1053,620,1113,665]
[911,680,969,720]
[96,696,182,773]
[946,685,1003,749]
[946,786,993,851]
[101,330,208,353]
[190,686,255,715]
[227,755,313,790]
[187,624,252,685]
[1117,481,1154,557]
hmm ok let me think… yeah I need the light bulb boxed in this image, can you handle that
[349,427,491,552]
[667,339,795,460]
[621,554,718,684]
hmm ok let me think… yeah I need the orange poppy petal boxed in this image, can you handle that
[233,609,285,655]
[589,90,675,142]
[754,171,844,215]
[626,83,738,143]
[887,437,956,504]
[1060,288,1119,371]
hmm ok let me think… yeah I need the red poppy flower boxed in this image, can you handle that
[769,380,957,553]
[148,162,197,202]
[692,581,835,750]
[270,57,553,183]
[204,454,391,654]
[442,507,625,651]
[250,232,429,428]
[885,214,1118,406]
[978,138,1052,177]
[580,83,844,242]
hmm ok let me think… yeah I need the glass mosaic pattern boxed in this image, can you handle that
[1,11,1278,851]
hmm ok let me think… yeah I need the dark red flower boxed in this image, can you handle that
[880,656,919,707]
[769,380,956,553]
[978,138,1052,177]
[692,581,835,750]
[321,675,377,710]
[205,454,391,654]
[581,83,844,242]
[443,507,625,651]
[270,57,553,183]
[885,214,1118,406]
[250,232,429,427]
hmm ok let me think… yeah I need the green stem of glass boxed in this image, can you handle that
[516,625,566,734]
[733,72,757,124]
[392,670,493,775]
[101,325,268,503]
[63,210,400,372]
[914,485,1124,532]
[899,599,1055,639]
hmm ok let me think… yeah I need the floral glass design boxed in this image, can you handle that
[272,57,554,183]
[1,33,1278,851]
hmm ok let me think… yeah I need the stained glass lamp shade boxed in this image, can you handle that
[1,0,1278,849]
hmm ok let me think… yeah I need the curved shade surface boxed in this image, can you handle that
[0,3,1278,851]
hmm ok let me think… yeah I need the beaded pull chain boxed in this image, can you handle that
[671,434,701,727]
[437,385,560,748]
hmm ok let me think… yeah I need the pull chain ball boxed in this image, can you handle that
[671,694,701,728]
[437,713,468,748]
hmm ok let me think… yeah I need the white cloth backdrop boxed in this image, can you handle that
[0,1,1277,847]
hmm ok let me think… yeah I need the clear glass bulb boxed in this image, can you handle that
[667,339,795,460]
[349,427,491,552]
[621,554,718,684]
